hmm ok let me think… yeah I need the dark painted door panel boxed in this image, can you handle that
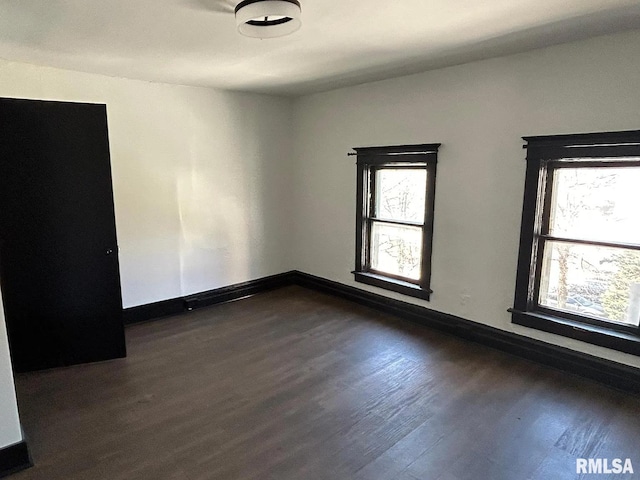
[0,98,126,372]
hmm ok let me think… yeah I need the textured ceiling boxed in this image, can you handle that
[0,0,639,96]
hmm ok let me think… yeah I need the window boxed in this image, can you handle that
[511,130,640,355]
[353,144,439,300]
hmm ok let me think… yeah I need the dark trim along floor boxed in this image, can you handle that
[0,440,31,479]
[123,272,294,325]
[123,270,640,395]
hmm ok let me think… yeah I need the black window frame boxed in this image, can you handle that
[511,130,640,356]
[352,143,439,301]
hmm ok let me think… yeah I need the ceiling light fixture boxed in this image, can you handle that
[235,0,302,38]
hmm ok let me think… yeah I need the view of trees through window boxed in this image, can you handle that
[370,168,426,280]
[538,166,640,326]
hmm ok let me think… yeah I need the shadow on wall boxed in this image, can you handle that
[176,91,290,295]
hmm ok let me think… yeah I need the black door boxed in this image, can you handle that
[0,98,126,373]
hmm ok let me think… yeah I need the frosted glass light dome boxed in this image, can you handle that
[235,0,302,38]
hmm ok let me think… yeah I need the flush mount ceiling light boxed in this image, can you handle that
[235,0,302,38]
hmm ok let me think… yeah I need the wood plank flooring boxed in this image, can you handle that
[11,286,640,480]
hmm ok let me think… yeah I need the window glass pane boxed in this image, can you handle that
[538,240,640,327]
[371,222,422,280]
[374,169,426,222]
[549,164,640,244]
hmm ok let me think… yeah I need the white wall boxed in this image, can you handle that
[0,59,293,449]
[0,294,21,448]
[0,60,294,308]
[291,29,640,369]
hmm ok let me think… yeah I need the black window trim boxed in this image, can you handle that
[353,143,440,301]
[511,129,640,356]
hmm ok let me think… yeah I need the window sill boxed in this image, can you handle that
[353,271,431,301]
[510,309,640,356]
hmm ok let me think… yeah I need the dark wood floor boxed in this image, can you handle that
[11,286,640,480]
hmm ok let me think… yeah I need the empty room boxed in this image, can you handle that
[1,1,640,479]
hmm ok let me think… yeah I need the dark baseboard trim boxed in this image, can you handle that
[182,272,294,311]
[0,440,31,478]
[121,269,640,394]
[291,271,640,395]
[123,272,296,325]
[123,297,185,325]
